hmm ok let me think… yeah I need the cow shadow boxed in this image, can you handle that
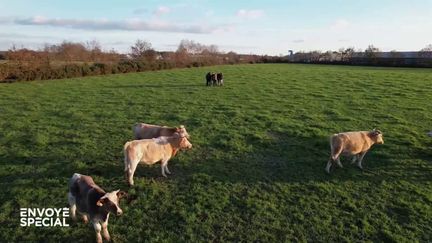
[169,130,432,185]
[110,84,204,89]
[2,130,430,195]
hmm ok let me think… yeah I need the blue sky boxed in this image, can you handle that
[0,0,431,54]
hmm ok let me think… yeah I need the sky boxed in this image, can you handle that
[0,0,431,55]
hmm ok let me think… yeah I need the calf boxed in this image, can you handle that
[124,132,192,186]
[326,129,384,173]
[68,173,126,243]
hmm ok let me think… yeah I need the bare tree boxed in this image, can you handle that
[364,44,380,58]
[343,47,355,62]
[310,51,321,62]
[419,44,432,58]
[86,40,102,62]
[130,39,155,62]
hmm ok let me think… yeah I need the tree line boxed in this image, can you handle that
[2,41,431,82]
[0,40,275,83]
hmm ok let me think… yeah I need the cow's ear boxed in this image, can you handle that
[96,197,107,207]
[117,190,127,199]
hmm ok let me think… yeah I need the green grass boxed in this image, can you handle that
[0,64,431,242]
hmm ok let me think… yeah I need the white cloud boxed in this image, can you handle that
[153,6,171,16]
[14,16,221,34]
[236,9,264,19]
[330,19,350,30]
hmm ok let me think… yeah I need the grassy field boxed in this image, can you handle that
[0,64,431,242]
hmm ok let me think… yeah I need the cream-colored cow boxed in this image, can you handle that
[133,123,189,140]
[124,132,192,186]
[326,129,384,173]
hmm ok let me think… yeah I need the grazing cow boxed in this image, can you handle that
[428,131,432,137]
[216,72,224,86]
[326,129,384,173]
[124,132,192,186]
[68,173,126,243]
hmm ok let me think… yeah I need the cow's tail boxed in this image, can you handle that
[330,135,343,161]
[123,142,131,180]
[69,173,81,197]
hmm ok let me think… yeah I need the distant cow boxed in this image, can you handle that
[206,72,212,86]
[68,173,127,243]
[216,72,224,86]
[124,132,193,186]
[326,129,384,173]
[211,73,217,86]
[428,131,432,137]
[205,72,217,86]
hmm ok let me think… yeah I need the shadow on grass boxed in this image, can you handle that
[1,130,430,190]
[110,84,205,89]
[172,130,432,185]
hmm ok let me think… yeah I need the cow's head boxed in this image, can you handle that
[176,125,190,139]
[96,190,127,216]
[369,129,384,144]
[173,132,192,150]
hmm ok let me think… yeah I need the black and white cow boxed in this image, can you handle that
[205,72,218,86]
[205,72,212,86]
[68,173,127,243]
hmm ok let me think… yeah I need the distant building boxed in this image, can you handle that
[351,51,432,66]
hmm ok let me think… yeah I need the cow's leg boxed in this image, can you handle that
[330,143,343,169]
[164,163,171,174]
[82,214,89,224]
[336,157,343,168]
[356,152,367,170]
[325,156,333,173]
[102,217,110,241]
[351,154,358,164]
[128,160,139,186]
[93,222,103,243]
[68,192,77,221]
[161,159,169,177]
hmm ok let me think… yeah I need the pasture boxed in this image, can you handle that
[0,64,431,242]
